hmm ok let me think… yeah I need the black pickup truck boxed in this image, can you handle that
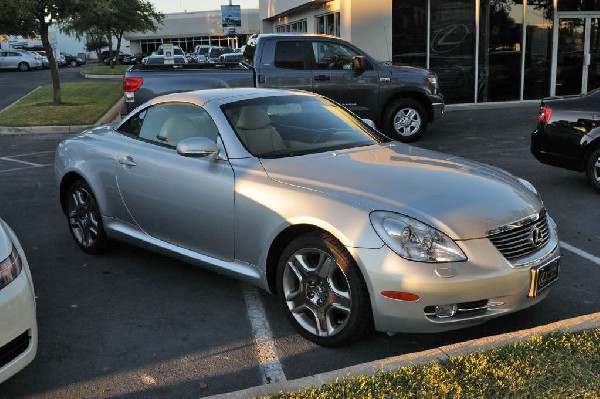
[123,34,444,142]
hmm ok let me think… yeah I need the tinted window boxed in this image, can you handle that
[311,41,361,70]
[118,109,146,137]
[274,41,305,70]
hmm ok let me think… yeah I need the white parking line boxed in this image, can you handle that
[1,150,55,158]
[560,242,600,266]
[0,156,46,167]
[241,284,287,385]
[0,164,53,174]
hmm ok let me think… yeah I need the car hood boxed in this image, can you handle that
[259,144,542,240]
[0,220,11,261]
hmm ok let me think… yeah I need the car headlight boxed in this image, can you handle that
[370,212,467,262]
[0,246,23,290]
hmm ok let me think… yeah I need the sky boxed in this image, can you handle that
[150,0,259,13]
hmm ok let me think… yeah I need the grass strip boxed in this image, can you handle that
[262,328,600,399]
[0,82,122,126]
[83,64,129,75]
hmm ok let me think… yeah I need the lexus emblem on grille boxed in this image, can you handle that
[529,227,543,248]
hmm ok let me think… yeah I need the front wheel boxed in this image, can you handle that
[70,60,78,67]
[276,232,373,346]
[384,99,428,142]
[585,148,600,193]
[18,62,30,72]
[65,180,108,254]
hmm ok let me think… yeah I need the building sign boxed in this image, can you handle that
[221,5,242,36]
[163,43,174,64]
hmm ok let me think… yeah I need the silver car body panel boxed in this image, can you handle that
[55,88,560,334]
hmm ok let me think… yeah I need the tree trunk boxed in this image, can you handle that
[39,19,61,105]
[115,30,124,65]
[107,33,114,69]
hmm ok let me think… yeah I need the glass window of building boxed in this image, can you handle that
[558,0,600,11]
[524,0,553,99]
[430,0,476,104]
[391,0,427,68]
[478,0,524,102]
[316,13,340,37]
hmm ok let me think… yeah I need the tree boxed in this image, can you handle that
[0,0,69,105]
[85,28,110,61]
[65,0,163,68]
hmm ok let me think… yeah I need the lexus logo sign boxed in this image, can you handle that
[529,227,543,248]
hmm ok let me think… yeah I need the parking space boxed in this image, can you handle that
[0,105,598,397]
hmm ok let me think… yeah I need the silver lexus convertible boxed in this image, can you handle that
[55,88,560,346]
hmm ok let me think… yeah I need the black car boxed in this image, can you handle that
[58,52,86,67]
[531,89,600,192]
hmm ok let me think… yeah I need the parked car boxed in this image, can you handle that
[207,46,234,63]
[531,88,600,193]
[57,52,85,67]
[103,52,127,65]
[0,50,42,71]
[56,88,560,346]
[0,217,38,383]
[141,55,187,65]
[123,33,445,142]
[154,45,185,57]
[193,45,211,63]
[123,53,144,65]
[30,51,50,68]
[219,52,243,63]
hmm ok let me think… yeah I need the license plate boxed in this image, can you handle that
[529,259,560,297]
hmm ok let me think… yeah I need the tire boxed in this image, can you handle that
[65,180,109,254]
[384,99,428,142]
[70,60,78,67]
[276,232,373,346]
[18,62,29,72]
[585,148,600,193]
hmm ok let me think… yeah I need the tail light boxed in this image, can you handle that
[123,77,143,93]
[538,106,552,124]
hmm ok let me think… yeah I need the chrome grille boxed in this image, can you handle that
[488,210,550,261]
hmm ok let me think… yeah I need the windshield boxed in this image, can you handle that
[221,95,389,158]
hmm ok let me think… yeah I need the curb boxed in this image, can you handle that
[0,98,124,136]
[206,312,600,398]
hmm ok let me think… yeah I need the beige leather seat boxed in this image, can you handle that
[158,115,199,145]
[236,106,285,154]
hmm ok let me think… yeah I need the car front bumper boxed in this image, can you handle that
[352,232,560,334]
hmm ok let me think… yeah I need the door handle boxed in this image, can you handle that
[313,75,331,81]
[258,74,266,84]
[119,156,137,167]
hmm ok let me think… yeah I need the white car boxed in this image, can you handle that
[0,218,37,383]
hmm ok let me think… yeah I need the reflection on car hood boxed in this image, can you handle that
[0,220,11,260]
[260,144,541,240]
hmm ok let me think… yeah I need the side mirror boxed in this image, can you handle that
[352,55,367,71]
[362,118,376,129]
[176,137,220,158]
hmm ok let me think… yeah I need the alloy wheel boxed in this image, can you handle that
[282,248,352,337]
[67,186,100,248]
[393,107,422,137]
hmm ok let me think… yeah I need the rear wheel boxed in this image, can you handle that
[276,232,373,346]
[18,62,29,72]
[384,99,428,142]
[585,148,600,193]
[70,60,78,67]
[65,180,108,254]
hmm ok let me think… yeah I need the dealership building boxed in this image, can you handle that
[259,0,600,104]
[124,9,261,56]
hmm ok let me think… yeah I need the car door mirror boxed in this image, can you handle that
[176,137,220,158]
[362,118,376,129]
[352,56,367,71]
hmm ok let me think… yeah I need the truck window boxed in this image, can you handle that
[274,41,305,70]
[311,42,360,70]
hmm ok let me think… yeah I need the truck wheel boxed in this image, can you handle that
[585,148,600,193]
[18,62,30,72]
[384,99,428,142]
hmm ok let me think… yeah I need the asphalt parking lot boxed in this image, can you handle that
[0,104,599,398]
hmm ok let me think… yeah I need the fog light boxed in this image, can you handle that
[434,304,458,318]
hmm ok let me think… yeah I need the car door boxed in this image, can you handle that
[0,52,6,69]
[114,102,235,261]
[255,38,314,92]
[308,40,380,120]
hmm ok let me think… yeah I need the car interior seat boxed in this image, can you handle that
[235,106,286,154]
[158,114,199,145]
